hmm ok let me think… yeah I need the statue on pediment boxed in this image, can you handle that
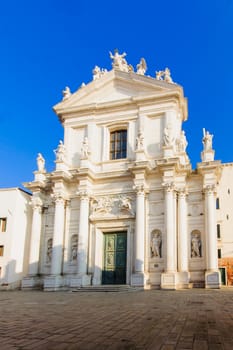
[177,130,188,153]
[81,136,90,159]
[202,128,213,151]
[136,58,147,75]
[109,49,129,72]
[62,86,71,100]
[54,140,66,162]
[37,153,45,173]
[163,123,175,146]
[92,66,108,80]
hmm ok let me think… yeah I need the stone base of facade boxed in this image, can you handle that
[205,270,221,289]
[43,275,64,291]
[176,271,190,289]
[161,272,177,290]
[70,274,91,287]
[21,276,43,290]
[131,273,147,287]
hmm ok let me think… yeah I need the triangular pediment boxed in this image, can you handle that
[53,69,180,114]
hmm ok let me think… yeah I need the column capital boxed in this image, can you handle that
[162,182,175,192]
[77,190,91,200]
[177,187,188,198]
[30,197,43,212]
[203,184,216,195]
[133,184,146,195]
[52,192,66,205]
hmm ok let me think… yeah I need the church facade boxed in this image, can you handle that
[21,51,231,291]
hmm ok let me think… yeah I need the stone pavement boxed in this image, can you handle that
[0,288,233,349]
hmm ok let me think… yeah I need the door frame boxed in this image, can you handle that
[102,231,127,285]
[92,222,132,285]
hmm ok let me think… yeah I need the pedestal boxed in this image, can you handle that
[161,272,177,290]
[44,275,64,291]
[21,276,43,290]
[177,271,190,289]
[201,149,215,162]
[70,274,91,288]
[163,145,174,158]
[205,270,220,289]
[131,273,147,287]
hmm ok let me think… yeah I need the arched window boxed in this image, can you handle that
[110,129,127,160]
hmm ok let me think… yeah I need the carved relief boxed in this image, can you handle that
[151,230,162,258]
[90,195,135,218]
[46,238,53,264]
[70,234,78,262]
[191,230,202,258]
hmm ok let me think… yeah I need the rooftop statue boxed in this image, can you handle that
[54,140,66,162]
[62,86,71,100]
[156,68,174,83]
[92,65,108,80]
[136,58,147,75]
[109,49,129,72]
[202,128,213,151]
[37,153,45,173]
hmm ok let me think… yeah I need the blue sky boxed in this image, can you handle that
[0,0,232,188]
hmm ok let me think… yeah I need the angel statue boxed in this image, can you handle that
[109,49,129,72]
[136,58,147,75]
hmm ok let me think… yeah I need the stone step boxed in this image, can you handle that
[71,285,141,293]
[189,281,205,288]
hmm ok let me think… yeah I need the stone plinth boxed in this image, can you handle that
[161,272,177,290]
[177,271,190,289]
[205,270,220,289]
[163,145,174,158]
[131,273,147,287]
[70,274,91,287]
[21,276,42,290]
[44,276,64,291]
[201,149,215,162]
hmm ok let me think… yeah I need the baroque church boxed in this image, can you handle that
[11,50,232,290]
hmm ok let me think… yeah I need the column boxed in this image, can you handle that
[28,197,43,275]
[77,191,90,276]
[177,190,190,288]
[51,194,65,275]
[161,182,177,289]
[204,185,220,288]
[131,184,146,286]
[135,185,145,273]
[178,190,188,272]
[205,186,218,270]
[165,183,176,272]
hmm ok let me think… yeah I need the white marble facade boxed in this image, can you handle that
[22,51,222,290]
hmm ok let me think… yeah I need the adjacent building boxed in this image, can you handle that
[0,188,32,289]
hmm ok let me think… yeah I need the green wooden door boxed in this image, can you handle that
[102,232,127,285]
[219,267,226,285]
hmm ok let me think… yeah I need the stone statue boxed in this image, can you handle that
[136,130,144,150]
[92,66,107,80]
[163,123,175,146]
[62,86,71,100]
[156,71,163,80]
[70,235,78,262]
[54,140,66,162]
[191,233,201,258]
[109,49,129,72]
[202,128,213,151]
[46,238,53,263]
[81,136,90,158]
[136,58,147,75]
[164,67,173,83]
[37,153,45,172]
[151,231,162,258]
[155,68,174,83]
[177,130,188,152]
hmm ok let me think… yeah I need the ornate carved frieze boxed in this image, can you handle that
[90,194,135,219]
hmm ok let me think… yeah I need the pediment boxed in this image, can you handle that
[53,69,179,114]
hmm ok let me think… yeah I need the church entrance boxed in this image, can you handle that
[102,232,127,285]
